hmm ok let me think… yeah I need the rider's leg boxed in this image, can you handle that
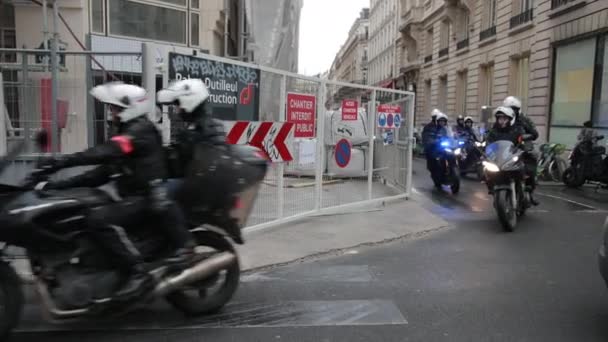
[87,198,151,300]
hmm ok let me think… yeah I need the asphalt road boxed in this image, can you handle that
[12,160,608,342]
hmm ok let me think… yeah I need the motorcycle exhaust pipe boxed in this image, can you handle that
[154,252,236,297]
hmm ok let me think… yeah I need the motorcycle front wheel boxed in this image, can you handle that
[166,230,240,316]
[495,190,517,232]
[0,261,24,341]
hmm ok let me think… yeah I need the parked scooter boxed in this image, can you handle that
[537,143,567,182]
[563,135,608,188]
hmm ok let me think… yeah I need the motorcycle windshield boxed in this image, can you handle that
[485,141,516,167]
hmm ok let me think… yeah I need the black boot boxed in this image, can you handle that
[529,192,540,206]
[114,264,152,300]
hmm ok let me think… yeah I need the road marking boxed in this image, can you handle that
[16,300,407,332]
[536,192,598,211]
[243,265,373,283]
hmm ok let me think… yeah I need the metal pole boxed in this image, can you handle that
[0,73,6,156]
[277,74,287,219]
[42,0,49,52]
[50,0,59,154]
[367,90,377,200]
[314,81,327,211]
[142,42,157,120]
[21,51,31,148]
[85,34,95,148]
[224,0,230,57]
[405,95,415,197]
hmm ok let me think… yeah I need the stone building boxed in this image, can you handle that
[396,0,608,145]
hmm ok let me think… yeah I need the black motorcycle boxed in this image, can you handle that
[0,131,268,339]
[457,137,485,180]
[483,140,528,232]
[563,136,608,188]
[432,138,461,194]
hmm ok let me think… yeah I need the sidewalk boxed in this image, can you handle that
[239,199,449,270]
[11,199,449,280]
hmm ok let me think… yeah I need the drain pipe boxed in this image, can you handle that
[224,0,230,57]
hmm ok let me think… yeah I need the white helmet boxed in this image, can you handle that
[431,108,441,119]
[503,96,522,110]
[464,116,474,123]
[157,78,210,113]
[435,112,448,122]
[90,82,150,122]
[494,106,515,125]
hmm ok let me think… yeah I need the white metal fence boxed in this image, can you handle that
[0,46,415,233]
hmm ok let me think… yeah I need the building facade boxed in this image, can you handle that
[397,0,608,146]
[0,0,246,152]
[368,0,400,87]
[327,8,370,108]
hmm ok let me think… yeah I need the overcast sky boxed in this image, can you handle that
[298,0,370,76]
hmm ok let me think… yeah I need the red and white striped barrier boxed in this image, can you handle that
[224,121,294,162]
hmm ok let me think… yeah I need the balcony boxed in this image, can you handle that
[424,54,433,64]
[510,8,534,29]
[399,6,424,32]
[551,0,577,8]
[456,37,469,50]
[438,47,449,58]
[479,26,496,41]
[400,60,421,74]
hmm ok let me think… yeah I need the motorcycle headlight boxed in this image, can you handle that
[444,148,453,153]
[454,148,462,155]
[512,156,519,162]
[475,142,482,147]
[440,140,450,147]
[483,161,500,172]
[458,140,465,146]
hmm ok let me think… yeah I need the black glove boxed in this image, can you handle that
[522,134,534,142]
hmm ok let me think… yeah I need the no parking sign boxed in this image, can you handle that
[334,139,351,168]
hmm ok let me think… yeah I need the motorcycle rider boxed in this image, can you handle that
[503,96,539,205]
[156,78,226,178]
[463,116,479,142]
[453,115,467,139]
[422,109,441,180]
[34,82,195,300]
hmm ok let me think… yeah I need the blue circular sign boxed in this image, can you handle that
[387,113,394,127]
[394,114,402,128]
[378,113,387,127]
[335,139,352,168]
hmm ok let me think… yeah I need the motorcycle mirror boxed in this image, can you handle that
[35,130,49,150]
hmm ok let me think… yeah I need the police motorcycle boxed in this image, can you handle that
[432,136,462,194]
[483,138,529,232]
[0,129,268,339]
[456,136,486,180]
[563,135,608,189]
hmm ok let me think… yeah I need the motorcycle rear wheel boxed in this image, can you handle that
[0,261,24,341]
[496,190,517,232]
[166,230,240,316]
[563,167,585,188]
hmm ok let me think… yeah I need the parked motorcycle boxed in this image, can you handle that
[483,140,528,232]
[563,136,608,188]
[0,131,268,339]
[432,138,461,194]
[457,138,486,180]
[537,143,567,182]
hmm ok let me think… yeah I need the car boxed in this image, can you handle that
[599,216,608,288]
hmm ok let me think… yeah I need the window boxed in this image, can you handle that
[109,0,187,44]
[190,0,199,9]
[91,0,105,34]
[439,20,450,58]
[190,12,199,46]
[483,0,497,30]
[157,0,187,6]
[598,36,608,127]
[438,76,448,111]
[425,28,433,61]
[509,56,530,111]
[479,64,495,107]
[0,3,16,63]
[456,70,468,114]
[425,79,432,115]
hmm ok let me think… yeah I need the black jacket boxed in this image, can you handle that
[421,121,437,147]
[486,124,525,145]
[48,116,167,196]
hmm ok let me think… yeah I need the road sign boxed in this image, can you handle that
[377,104,401,129]
[287,92,316,138]
[394,113,402,128]
[382,130,394,145]
[225,121,294,162]
[335,138,352,168]
[377,113,387,128]
[341,99,358,121]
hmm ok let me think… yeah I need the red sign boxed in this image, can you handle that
[225,121,294,162]
[378,104,401,114]
[341,99,358,121]
[287,93,316,138]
